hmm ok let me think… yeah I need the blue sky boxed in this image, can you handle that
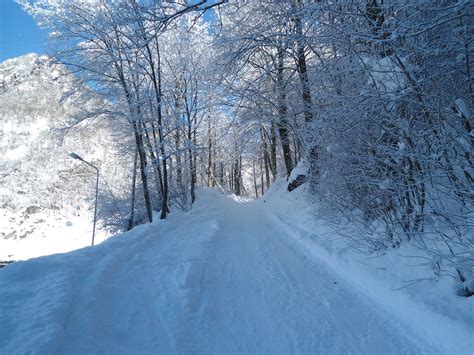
[0,0,46,62]
[0,1,218,63]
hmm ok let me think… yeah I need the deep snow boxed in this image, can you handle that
[0,209,109,261]
[0,187,472,354]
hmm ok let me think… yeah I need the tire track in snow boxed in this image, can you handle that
[56,226,175,354]
[182,196,435,354]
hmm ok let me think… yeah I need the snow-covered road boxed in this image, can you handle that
[0,190,462,353]
[168,195,433,354]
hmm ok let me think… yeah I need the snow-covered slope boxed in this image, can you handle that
[264,180,474,353]
[1,188,472,354]
[0,54,127,259]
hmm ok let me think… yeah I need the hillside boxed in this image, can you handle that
[0,54,125,259]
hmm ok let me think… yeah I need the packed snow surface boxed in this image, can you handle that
[1,188,472,354]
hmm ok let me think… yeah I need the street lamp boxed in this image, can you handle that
[69,152,99,246]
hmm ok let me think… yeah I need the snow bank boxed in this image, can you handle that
[0,190,223,353]
[0,208,110,261]
[261,179,474,354]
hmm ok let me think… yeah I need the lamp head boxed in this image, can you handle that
[69,152,82,160]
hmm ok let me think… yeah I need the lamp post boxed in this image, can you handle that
[69,152,99,246]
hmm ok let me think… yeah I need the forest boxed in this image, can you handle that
[16,0,473,295]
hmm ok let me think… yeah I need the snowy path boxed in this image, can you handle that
[0,191,443,353]
[159,196,433,354]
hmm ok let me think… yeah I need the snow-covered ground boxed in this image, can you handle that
[0,187,472,354]
[0,53,127,262]
[0,209,109,261]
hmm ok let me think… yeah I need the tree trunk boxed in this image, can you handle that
[207,120,212,187]
[141,121,164,203]
[293,5,313,124]
[127,146,138,230]
[175,129,184,195]
[263,147,270,189]
[293,2,320,181]
[253,160,259,198]
[154,41,169,219]
[187,122,196,204]
[270,122,277,180]
[277,46,293,177]
[133,124,153,223]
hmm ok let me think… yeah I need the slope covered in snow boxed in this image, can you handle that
[0,54,129,259]
[1,188,472,354]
